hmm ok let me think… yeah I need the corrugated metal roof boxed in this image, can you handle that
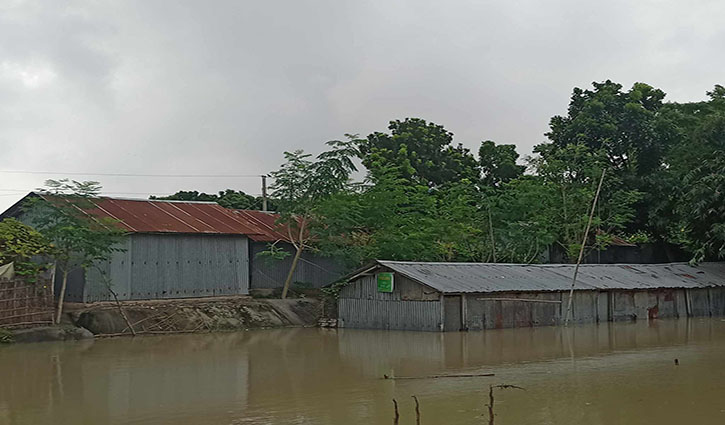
[233,210,291,242]
[375,261,725,293]
[45,195,268,236]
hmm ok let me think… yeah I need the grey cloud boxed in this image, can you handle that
[1,0,723,211]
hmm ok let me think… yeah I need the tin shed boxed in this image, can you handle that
[2,194,263,302]
[338,260,725,332]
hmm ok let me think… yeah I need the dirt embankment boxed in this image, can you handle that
[68,296,322,336]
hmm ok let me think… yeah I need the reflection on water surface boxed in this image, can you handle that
[1,318,724,425]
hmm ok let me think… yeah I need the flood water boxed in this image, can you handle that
[1,319,725,425]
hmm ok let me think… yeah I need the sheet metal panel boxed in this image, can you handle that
[710,288,725,316]
[249,241,347,289]
[341,280,723,332]
[83,234,249,302]
[464,292,563,330]
[687,288,711,317]
[338,298,441,331]
[41,195,265,236]
[376,261,725,293]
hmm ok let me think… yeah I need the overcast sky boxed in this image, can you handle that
[1,0,723,211]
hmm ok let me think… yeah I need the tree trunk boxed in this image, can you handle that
[281,245,303,299]
[96,266,136,336]
[55,270,69,325]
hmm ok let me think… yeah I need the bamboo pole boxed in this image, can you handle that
[488,205,497,263]
[564,168,606,326]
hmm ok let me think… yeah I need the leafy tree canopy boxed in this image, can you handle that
[478,140,526,186]
[151,189,273,210]
[0,218,53,278]
[358,118,479,186]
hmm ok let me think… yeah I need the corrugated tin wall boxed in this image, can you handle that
[82,233,249,302]
[339,298,442,331]
[339,273,725,332]
[250,241,347,289]
[463,288,725,331]
[338,275,442,331]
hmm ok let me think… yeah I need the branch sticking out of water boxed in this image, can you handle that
[412,396,421,425]
[392,398,400,425]
[486,384,526,425]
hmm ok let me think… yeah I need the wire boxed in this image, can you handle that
[0,188,264,196]
[0,170,265,178]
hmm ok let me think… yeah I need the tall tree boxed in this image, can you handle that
[478,140,525,187]
[358,118,479,186]
[543,80,676,177]
[269,138,358,298]
[662,88,725,260]
[535,80,677,237]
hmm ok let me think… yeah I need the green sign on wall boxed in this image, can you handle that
[377,272,394,293]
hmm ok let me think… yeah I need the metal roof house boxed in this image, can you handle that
[338,260,725,332]
[1,193,346,302]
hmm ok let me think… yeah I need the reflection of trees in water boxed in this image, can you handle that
[0,320,718,425]
[337,319,699,377]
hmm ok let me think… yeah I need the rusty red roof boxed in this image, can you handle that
[1,193,300,241]
[45,195,268,236]
[233,210,292,242]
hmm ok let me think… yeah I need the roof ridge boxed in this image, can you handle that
[377,260,695,267]
[372,260,725,294]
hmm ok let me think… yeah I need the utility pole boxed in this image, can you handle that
[261,174,268,211]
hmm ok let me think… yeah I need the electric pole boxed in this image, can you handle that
[261,174,268,211]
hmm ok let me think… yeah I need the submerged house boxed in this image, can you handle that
[338,260,725,332]
[1,193,346,302]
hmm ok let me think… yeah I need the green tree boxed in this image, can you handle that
[538,80,679,236]
[663,90,725,260]
[680,151,725,260]
[28,179,127,323]
[315,167,494,265]
[151,190,218,202]
[478,140,525,187]
[529,142,642,260]
[358,118,479,186]
[0,218,53,279]
[151,189,273,210]
[269,138,358,298]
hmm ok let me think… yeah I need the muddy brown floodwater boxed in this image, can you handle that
[2,318,725,425]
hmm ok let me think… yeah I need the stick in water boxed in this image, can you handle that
[383,373,495,380]
[412,396,421,425]
[486,384,526,425]
[392,399,399,425]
